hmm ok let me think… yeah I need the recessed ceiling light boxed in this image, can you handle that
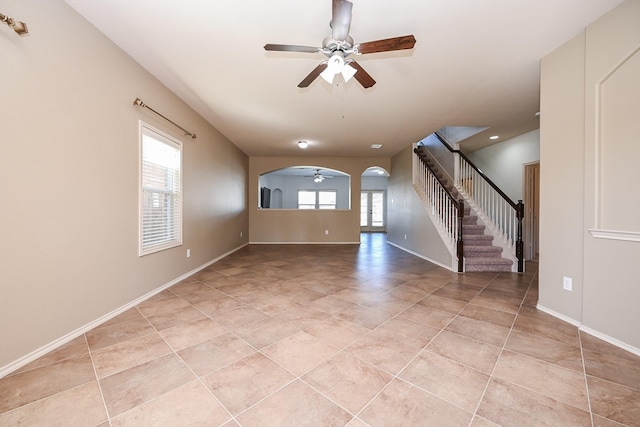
[489,135,499,140]
[297,140,308,149]
[370,144,382,149]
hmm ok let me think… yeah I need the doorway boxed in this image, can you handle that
[523,162,540,260]
[360,190,386,232]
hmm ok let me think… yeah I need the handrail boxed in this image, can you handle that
[434,132,518,209]
[414,148,458,204]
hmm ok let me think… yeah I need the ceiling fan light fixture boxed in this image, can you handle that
[341,63,357,82]
[327,52,345,71]
[320,66,336,84]
[320,52,350,84]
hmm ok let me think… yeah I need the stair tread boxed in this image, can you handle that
[464,257,513,264]
[464,246,503,252]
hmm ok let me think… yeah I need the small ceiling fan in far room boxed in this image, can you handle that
[264,0,416,88]
[304,169,334,183]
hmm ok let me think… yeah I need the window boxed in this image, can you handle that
[298,190,317,209]
[139,122,182,256]
[297,190,337,209]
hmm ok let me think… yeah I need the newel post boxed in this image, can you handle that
[516,200,524,272]
[457,199,465,272]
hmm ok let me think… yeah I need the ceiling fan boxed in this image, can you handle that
[305,169,334,183]
[264,0,416,88]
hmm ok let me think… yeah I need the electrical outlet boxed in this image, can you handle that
[325,229,329,235]
[240,231,243,237]
[186,249,191,258]
[404,234,407,239]
[563,276,572,291]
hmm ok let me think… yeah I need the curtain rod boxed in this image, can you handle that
[133,98,196,139]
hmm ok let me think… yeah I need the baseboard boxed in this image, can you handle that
[0,243,248,379]
[249,241,360,245]
[536,303,640,357]
[579,326,640,357]
[535,304,581,327]
[387,241,455,272]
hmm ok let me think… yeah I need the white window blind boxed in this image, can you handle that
[318,190,337,209]
[139,123,182,256]
[297,190,337,209]
[298,190,317,209]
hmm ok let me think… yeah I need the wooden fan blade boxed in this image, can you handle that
[331,0,353,41]
[264,44,319,53]
[357,35,416,54]
[298,63,329,88]
[349,61,376,88]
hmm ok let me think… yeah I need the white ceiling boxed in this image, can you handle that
[65,0,622,157]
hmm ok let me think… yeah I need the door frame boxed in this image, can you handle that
[523,161,540,260]
[360,190,386,232]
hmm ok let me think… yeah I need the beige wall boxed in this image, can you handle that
[387,147,455,270]
[466,129,540,202]
[249,157,390,243]
[539,33,586,322]
[0,1,248,370]
[539,0,640,350]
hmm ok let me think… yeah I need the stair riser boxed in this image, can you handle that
[464,248,503,257]
[465,264,513,272]
[462,216,478,225]
[463,227,485,235]
[463,239,493,246]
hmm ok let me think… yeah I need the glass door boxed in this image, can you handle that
[360,191,385,232]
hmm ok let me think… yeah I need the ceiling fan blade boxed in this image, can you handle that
[298,63,329,88]
[349,61,376,88]
[331,0,353,41]
[264,44,320,53]
[357,35,416,54]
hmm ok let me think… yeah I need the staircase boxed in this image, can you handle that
[415,146,514,272]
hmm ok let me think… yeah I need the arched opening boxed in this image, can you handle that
[259,166,351,210]
[360,166,389,232]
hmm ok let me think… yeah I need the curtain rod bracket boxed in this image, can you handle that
[133,98,196,139]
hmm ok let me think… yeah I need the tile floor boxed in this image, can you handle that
[1,234,639,426]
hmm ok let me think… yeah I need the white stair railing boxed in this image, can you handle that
[428,131,524,272]
[413,146,464,271]
[456,153,522,258]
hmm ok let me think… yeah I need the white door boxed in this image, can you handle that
[360,191,385,232]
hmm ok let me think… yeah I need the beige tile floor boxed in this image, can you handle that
[2,234,639,426]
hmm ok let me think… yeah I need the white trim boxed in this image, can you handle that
[536,304,581,327]
[387,241,456,272]
[536,303,640,357]
[580,326,640,357]
[0,243,248,379]
[249,241,360,245]
[139,121,184,257]
[588,229,640,242]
